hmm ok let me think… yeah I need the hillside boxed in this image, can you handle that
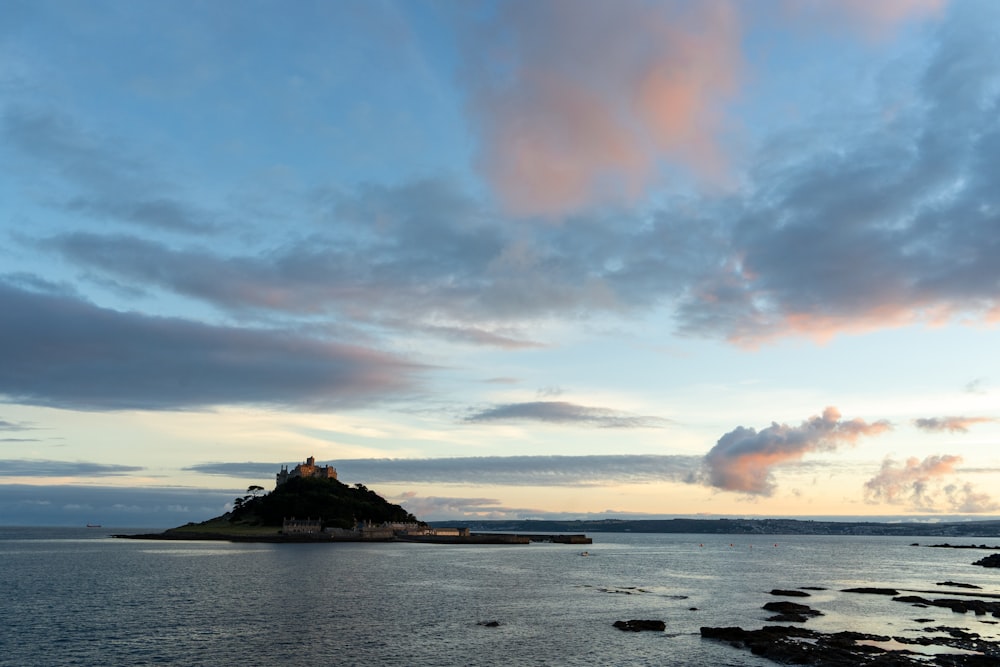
[231,476,417,528]
[162,477,418,537]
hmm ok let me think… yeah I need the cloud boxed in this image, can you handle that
[0,280,423,410]
[186,454,702,487]
[913,416,994,433]
[2,107,215,234]
[863,454,998,512]
[0,484,238,527]
[702,407,892,495]
[387,493,523,520]
[0,460,143,477]
[779,0,947,39]
[674,1,1000,344]
[0,417,44,443]
[462,0,741,216]
[465,401,671,428]
[10,3,997,353]
[943,482,1000,513]
[0,418,32,432]
[965,378,988,394]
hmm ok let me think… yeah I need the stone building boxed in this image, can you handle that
[281,517,323,534]
[275,455,337,487]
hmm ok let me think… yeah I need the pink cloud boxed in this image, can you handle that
[864,454,996,512]
[703,406,891,494]
[864,454,961,504]
[465,0,741,217]
[780,0,948,39]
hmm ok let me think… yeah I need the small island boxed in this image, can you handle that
[117,456,590,545]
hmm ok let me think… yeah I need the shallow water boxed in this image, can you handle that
[1,528,998,666]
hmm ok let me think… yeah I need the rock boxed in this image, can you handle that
[700,626,890,665]
[701,624,1000,665]
[893,595,1000,617]
[770,589,811,597]
[767,613,811,623]
[842,587,900,595]
[937,581,982,589]
[613,619,665,632]
[762,600,823,623]
[477,620,501,627]
[973,553,1000,568]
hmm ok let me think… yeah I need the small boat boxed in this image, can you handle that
[579,551,589,557]
[86,524,102,528]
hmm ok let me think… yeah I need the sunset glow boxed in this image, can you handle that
[3,0,1000,526]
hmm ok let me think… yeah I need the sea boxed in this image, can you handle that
[2,527,999,666]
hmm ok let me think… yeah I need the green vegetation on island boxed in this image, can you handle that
[165,476,418,538]
[233,476,417,528]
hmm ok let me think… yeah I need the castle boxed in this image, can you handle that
[275,455,337,487]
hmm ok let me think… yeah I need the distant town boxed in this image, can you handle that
[442,517,1000,538]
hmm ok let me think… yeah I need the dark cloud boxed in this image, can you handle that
[0,459,143,476]
[465,401,671,428]
[0,280,423,410]
[0,484,238,527]
[914,416,995,433]
[674,2,1000,343]
[702,407,892,495]
[9,5,1000,354]
[186,454,702,487]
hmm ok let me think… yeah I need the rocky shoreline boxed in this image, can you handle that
[696,585,1000,665]
[700,624,998,665]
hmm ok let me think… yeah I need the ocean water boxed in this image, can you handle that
[1,528,999,666]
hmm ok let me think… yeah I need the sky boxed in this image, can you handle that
[3,0,1000,527]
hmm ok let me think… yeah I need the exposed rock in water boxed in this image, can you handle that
[701,624,1000,665]
[613,619,666,632]
[929,544,1000,551]
[477,620,501,627]
[938,582,983,589]
[762,600,823,623]
[893,595,1000,617]
[843,587,900,595]
[973,553,1000,568]
[771,589,811,597]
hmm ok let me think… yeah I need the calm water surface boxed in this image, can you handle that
[2,528,999,666]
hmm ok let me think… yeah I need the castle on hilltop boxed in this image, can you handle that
[276,455,337,487]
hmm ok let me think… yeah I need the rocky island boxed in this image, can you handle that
[116,456,590,545]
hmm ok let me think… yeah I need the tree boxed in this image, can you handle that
[247,485,264,498]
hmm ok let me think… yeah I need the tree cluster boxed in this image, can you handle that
[229,477,417,529]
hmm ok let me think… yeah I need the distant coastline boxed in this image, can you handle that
[438,517,1000,538]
